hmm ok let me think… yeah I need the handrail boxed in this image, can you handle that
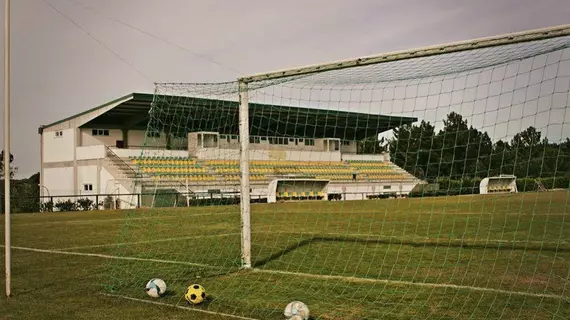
[105,146,140,179]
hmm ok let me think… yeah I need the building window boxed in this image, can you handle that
[55,130,63,138]
[343,140,351,146]
[383,185,391,190]
[249,136,261,144]
[92,129,110,136]
[268,137,290,145]
[83,184,93,192]
[304,139,315,146]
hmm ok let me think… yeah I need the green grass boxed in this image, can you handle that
[1,191,570,319]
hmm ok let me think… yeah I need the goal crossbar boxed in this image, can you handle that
[239,24,570,83]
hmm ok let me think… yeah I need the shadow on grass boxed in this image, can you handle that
[253,235,570,268]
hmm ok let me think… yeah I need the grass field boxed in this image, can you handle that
[1,191,570,319]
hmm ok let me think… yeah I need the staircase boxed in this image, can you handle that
[104,146,140,194]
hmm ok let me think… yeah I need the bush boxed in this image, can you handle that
[517,176,570,192]
[40,200,54,212]
[54,199,77,212]
[76,198,95,211]
[436,177,481,195]
[409,175,570,198]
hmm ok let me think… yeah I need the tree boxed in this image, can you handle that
[0,150,17,178]
[358,135,387,154]
[389,120,440,180]
[436,112,471,179]
[510,126,545,177]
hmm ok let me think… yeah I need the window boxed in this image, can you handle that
[268,137,289,145]
[92,129,110,136]
[343,140,351,146]
[304,139,315,146]
[383,185,391,190]
[83,184,93,192]
[54,130,63,138]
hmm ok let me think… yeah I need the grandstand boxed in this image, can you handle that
[38,92,420,208]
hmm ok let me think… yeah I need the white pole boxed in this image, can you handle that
[238,80,251,269]
[4,0,11,298]
[186,179,190,207]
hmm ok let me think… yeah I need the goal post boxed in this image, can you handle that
[238,80,251,269]
[107,25,570,319]
[240,24,570,83]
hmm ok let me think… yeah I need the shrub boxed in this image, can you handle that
[76,198,95,211]
[54,199,77,212]
[40,200,54,212]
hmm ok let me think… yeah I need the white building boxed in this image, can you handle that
[38,92,421,209]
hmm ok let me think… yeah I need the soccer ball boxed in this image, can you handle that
[145,278,167,298]
[284,301,310,320]
[185,284,206,304]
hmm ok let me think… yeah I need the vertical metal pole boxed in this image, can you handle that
[4,0,11,297]
[238,80,251,269]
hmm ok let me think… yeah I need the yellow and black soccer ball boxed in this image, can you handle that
[184,284,206,304]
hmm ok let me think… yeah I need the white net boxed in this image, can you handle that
[108,32,570,319]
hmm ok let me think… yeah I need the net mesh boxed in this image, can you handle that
[107,35,570,319]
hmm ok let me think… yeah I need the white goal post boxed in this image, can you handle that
[108,23,570,319]
[235,24,570,270]
[239,24,570,83]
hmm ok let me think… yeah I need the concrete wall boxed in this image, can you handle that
[194,148,342,162]
[327,181,418,200]
[110,147,188,158]
[340,140,357,153]
[43,128,75,163]
[76,145,106,160]
[128,130,169,148]
[43,167,75,196]
[78,129,188,150]
[80,128,122,147]
[342,153,391,161]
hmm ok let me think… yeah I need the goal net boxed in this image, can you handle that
[107,26,570,319]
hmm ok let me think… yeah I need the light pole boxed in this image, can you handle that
[4,0,12,297]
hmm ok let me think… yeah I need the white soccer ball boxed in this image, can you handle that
[145,278,167,298]
[284,301,310,320]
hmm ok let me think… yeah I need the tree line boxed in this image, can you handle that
[379,112,570,183]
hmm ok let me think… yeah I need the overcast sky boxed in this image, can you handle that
[1,0,570,178]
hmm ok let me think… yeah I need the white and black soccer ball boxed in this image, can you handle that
[145,278,167,298]
[284,301,310,320]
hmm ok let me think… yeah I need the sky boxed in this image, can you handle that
[0,0,570,178]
